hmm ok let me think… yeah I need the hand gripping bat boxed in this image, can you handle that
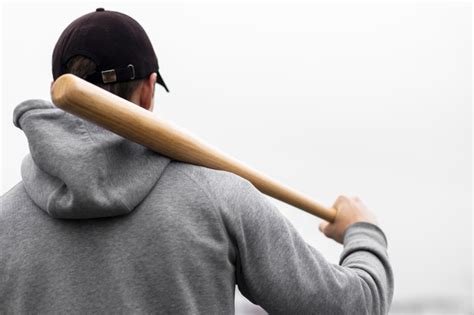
[51,74,337,222]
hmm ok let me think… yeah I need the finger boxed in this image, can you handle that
[333,195,349,209]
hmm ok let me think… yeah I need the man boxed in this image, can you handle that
[0,8,393,314]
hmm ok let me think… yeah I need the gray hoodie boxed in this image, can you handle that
[1,99,393,314]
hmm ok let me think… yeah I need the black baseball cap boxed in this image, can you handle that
[52,8,169,92]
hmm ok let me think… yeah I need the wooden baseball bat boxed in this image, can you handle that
[51,74,337,222]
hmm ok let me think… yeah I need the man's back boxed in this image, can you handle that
[1,99,393,314]
[1,164,239,313]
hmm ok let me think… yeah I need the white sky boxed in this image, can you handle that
[1,1,472,313]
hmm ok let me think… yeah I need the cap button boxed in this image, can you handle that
[96,8,105,12]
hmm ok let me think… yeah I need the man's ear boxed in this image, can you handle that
[140,73,157,111]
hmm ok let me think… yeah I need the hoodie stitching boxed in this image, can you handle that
[171,165,237,262]
[134,158,172,209]
[173,166,222,218]
[78,120,132,213]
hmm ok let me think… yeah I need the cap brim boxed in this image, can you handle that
[156,71,169,92]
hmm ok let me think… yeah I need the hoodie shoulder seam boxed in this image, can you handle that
[170,165,237,260]
[171,165,222,215]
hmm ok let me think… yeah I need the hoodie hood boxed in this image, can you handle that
[13,99,170,219]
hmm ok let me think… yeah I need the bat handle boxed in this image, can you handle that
[293,197,337,222]
[252,173,337,222]
[321,207,337,223]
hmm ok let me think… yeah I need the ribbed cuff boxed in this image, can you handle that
[339,222,389,265]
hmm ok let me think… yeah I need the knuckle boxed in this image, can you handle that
[334,195,349,209]
[336,195,346,202]
[339,195,350,202]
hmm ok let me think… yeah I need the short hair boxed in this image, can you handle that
[65,56,145,101]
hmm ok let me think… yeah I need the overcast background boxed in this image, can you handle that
[1,1,472,314]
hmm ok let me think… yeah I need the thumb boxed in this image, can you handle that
[319,221,330,234]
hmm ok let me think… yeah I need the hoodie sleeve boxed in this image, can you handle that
[215,175,394,315]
